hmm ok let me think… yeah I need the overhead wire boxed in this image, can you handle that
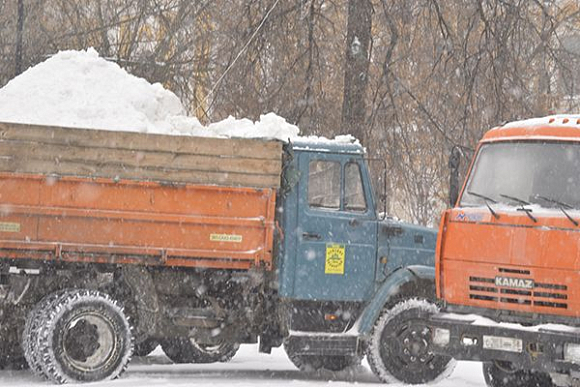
[194,0,281,117]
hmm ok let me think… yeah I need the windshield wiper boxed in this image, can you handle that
[467,191,499,219]
[535,195,578,227]
[499,194,537,223]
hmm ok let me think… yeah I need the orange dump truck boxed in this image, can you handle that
[0,124,282,382]
[429,116,580,387]
[0,121,281,383]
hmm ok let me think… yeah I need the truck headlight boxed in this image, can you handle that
[564,343,580,364]
[433,328,450,347]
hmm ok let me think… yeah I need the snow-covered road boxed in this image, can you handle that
[0,344,486,387]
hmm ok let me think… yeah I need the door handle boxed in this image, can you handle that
[382,225,404,237]
[349,218,360,227]
[302,232,322,241]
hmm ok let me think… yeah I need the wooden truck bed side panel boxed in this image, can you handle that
[0,122,283,189]
[0,122,282,270]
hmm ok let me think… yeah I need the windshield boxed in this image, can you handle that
[460,141,580,209]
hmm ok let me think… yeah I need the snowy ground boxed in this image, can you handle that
[0,344,485,387]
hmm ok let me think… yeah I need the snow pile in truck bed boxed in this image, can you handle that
[0,48,352,144]
[0,49,184,134]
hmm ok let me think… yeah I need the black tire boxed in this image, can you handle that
[483,361,554,387]
[23,290,69,376]
[285,347,360,372]
[161,337,239,364]
[367,298,456,384]
[0,326,26,370]
[35,289,133,383]
[133,338,158,357]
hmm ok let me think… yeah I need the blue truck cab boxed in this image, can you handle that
[275,139,454,383]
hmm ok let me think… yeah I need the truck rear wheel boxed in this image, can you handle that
[0,324,26,370]
[34,289,133,383]
[23,290,69,376]
[161,337,239,364]
[367,299,455,384]
[483,361,554,387]
[285,350,360,372]
[133,338,158,357]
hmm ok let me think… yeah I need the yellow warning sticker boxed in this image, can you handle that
[210,233,243,243]
[0,222,20,233]
[325,243,345,275]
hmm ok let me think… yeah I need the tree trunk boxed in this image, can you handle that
[341,0,372,142]
[14,0,24,77]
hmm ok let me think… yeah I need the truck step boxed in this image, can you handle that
[285,334,359,356]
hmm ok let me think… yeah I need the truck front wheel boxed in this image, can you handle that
[367,299,455,384]
[34,289,133,383]
[483,361,554,387]
[161,337,239,364]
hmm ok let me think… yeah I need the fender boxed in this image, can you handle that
[357,265,435,336]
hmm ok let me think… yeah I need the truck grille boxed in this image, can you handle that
[469,269,568,310]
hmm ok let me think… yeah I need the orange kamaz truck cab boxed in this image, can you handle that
[430,116,580,387]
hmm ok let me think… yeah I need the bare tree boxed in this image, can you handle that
[1,0,580,225]
[341,0,372,142]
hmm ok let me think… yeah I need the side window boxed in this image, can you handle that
[308,160,340,209]
[344,162,366,212]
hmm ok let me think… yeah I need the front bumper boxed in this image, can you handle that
[429,312,580,374]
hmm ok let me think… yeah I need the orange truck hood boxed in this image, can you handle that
[437,207,580,317]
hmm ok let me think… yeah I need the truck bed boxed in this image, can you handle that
[0,122,281,270]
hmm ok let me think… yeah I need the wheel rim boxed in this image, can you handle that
[381,318,435,368]
[62,312,117,371]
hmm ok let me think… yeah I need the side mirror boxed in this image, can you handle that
[449,146,462,207]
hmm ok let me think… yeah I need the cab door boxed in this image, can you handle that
[292,152,378,301]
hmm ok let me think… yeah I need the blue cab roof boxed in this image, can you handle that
[289,139,364,154]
